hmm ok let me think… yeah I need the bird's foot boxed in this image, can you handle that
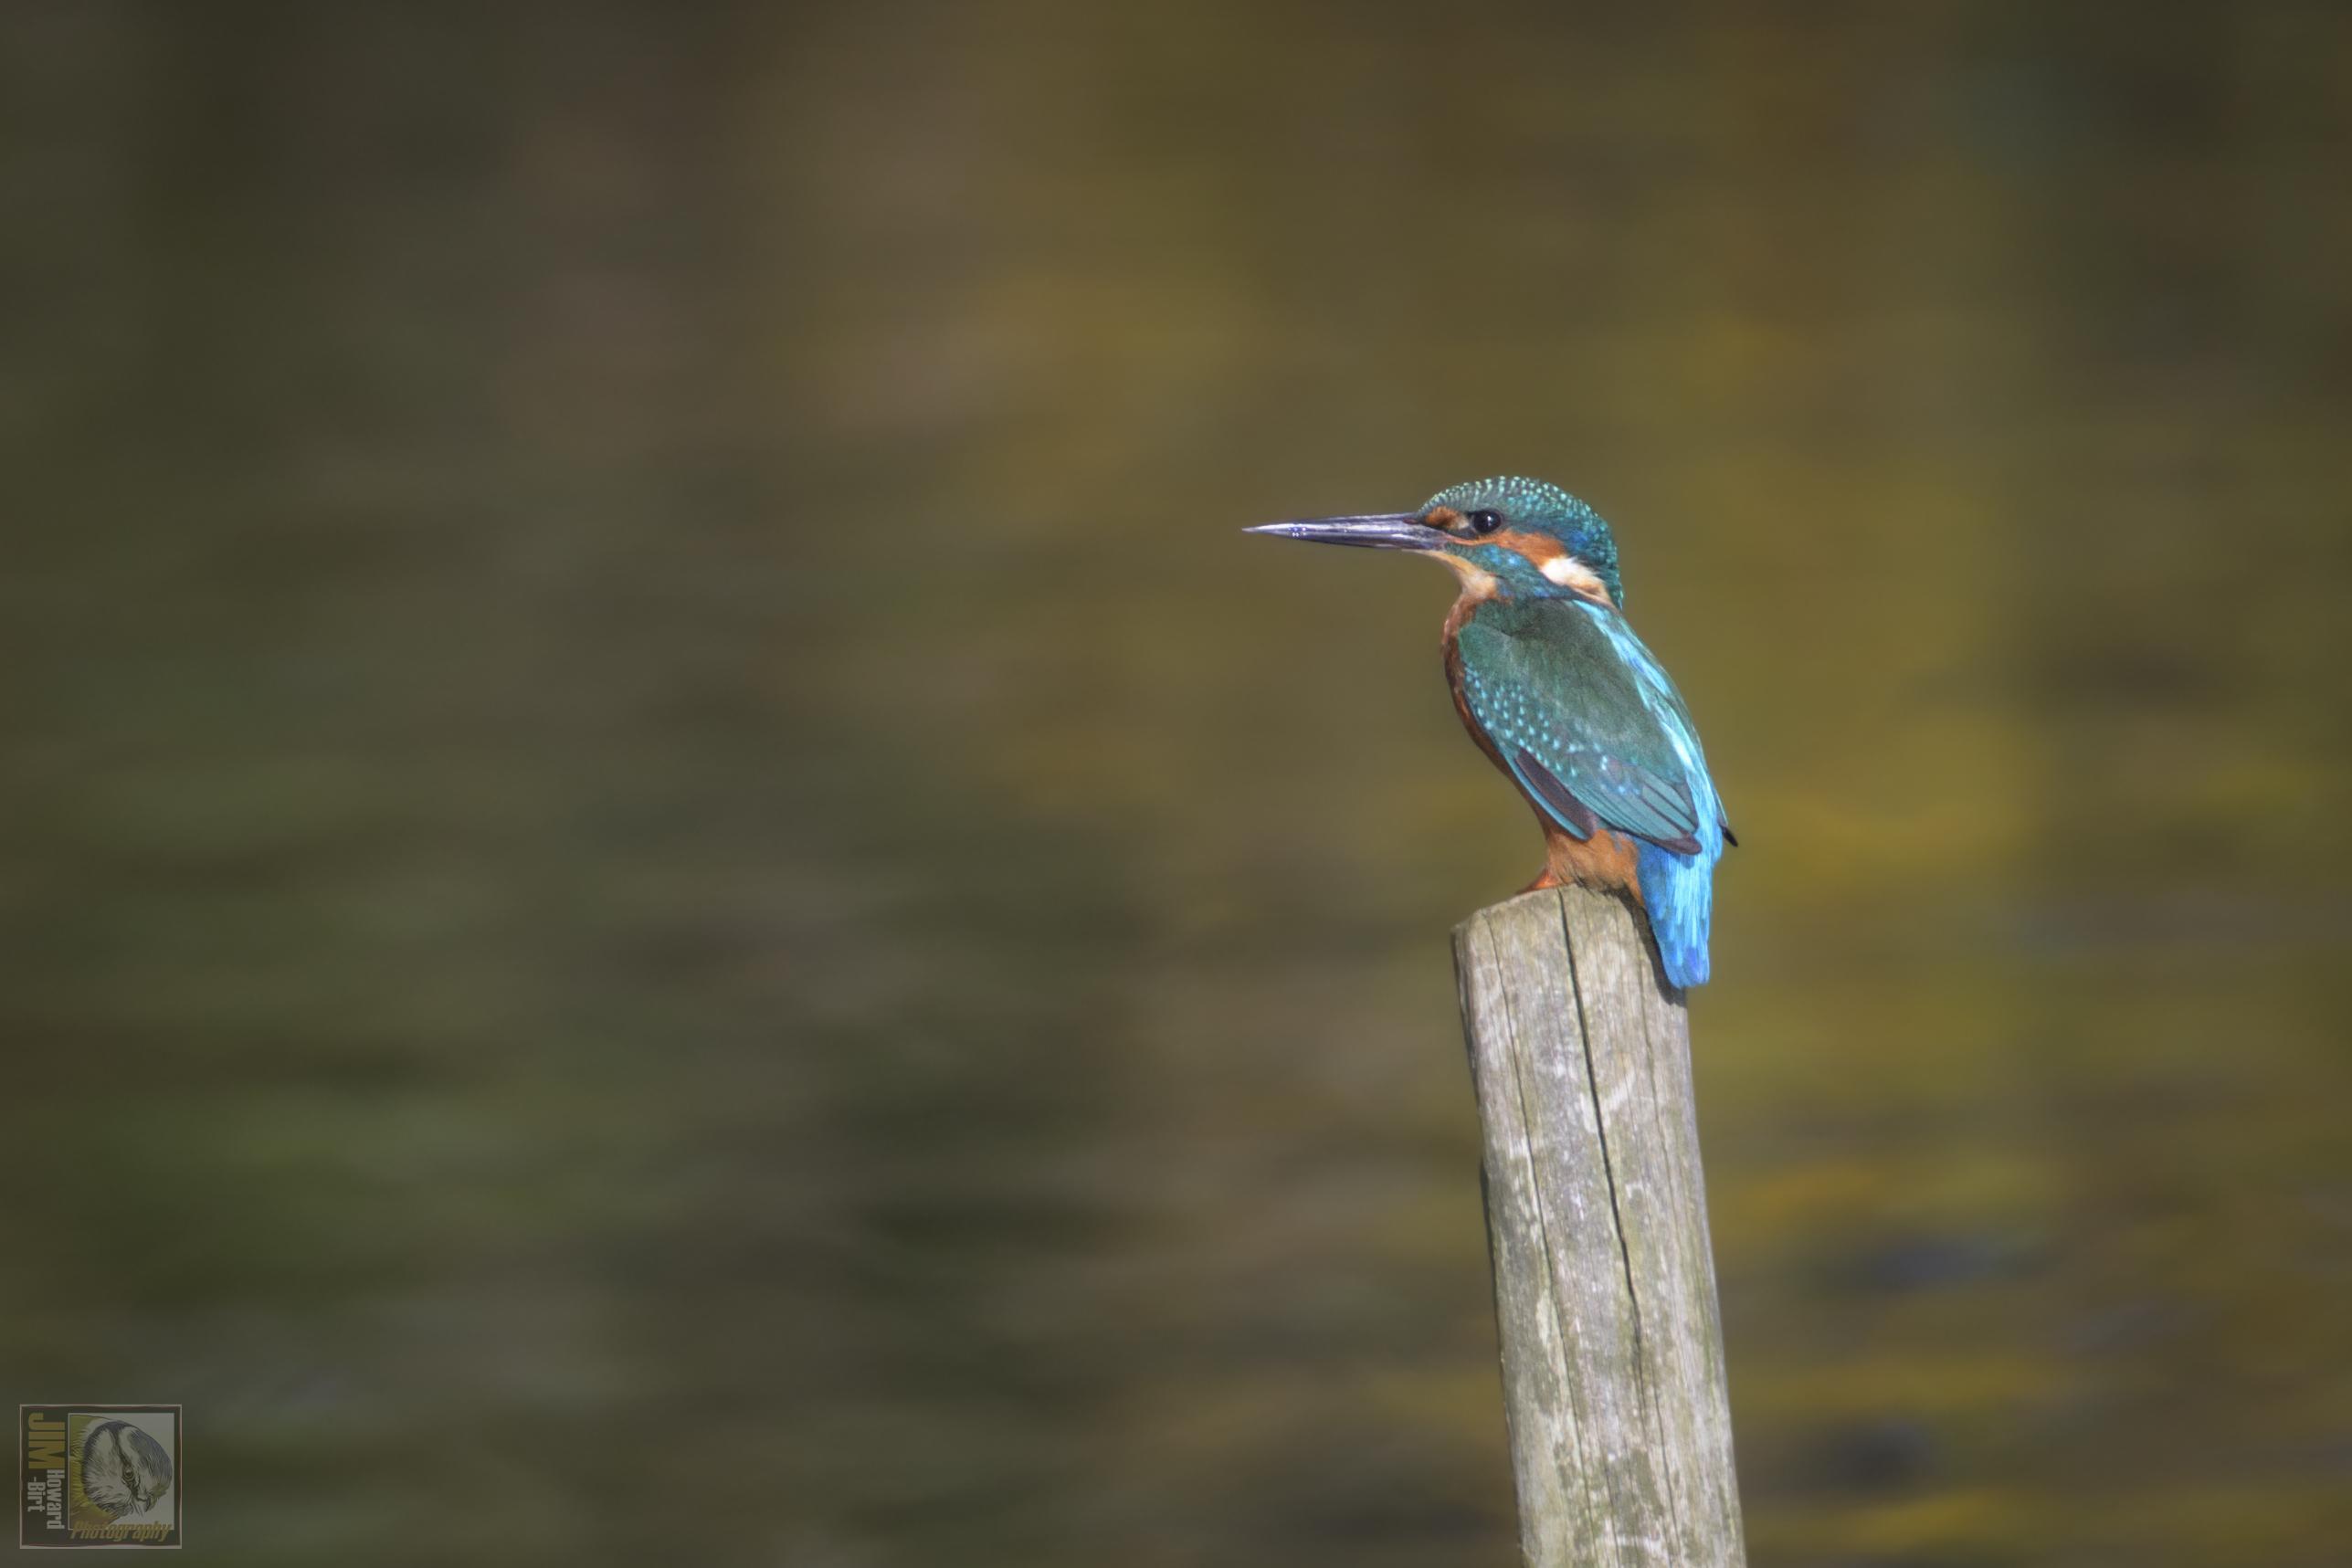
[1519,868,1564,894]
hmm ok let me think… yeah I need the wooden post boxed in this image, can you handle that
[1452,886,1746,1568]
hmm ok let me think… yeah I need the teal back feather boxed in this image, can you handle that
[1456,595,1724,988]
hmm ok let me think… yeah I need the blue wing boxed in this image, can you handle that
[1455,596,1728,986]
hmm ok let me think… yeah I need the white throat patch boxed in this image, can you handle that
[1539,555,1610,600]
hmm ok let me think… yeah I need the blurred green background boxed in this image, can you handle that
[5,3,2350,1564]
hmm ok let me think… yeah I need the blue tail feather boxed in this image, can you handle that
[1637,836,1719,989]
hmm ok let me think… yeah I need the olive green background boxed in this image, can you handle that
[5,4,2348,1565]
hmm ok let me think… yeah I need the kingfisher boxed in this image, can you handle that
[1248,476,1734,988]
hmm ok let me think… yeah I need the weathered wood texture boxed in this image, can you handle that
[1453,886,1746,1568]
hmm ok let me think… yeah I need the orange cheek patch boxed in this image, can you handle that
[1430,517,1612,605]
[1482,530,1612,604]
[1485,528,1566,566]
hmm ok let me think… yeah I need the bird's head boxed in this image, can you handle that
[78,1421,173,1521]
[1248,475,1624,607]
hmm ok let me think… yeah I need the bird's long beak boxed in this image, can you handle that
[1243,511,1445,550]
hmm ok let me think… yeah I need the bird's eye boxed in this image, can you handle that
[1465,510,1503,535]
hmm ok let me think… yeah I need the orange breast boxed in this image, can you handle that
[1446,592,1644,903]
[1539,823,1645,903]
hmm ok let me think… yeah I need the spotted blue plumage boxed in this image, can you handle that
[1457,595,1726,987]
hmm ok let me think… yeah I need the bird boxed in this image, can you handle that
[1248,475,1733,988]
[74,1418,173,1523]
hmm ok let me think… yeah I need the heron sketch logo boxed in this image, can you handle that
[19,1405,182,1549]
